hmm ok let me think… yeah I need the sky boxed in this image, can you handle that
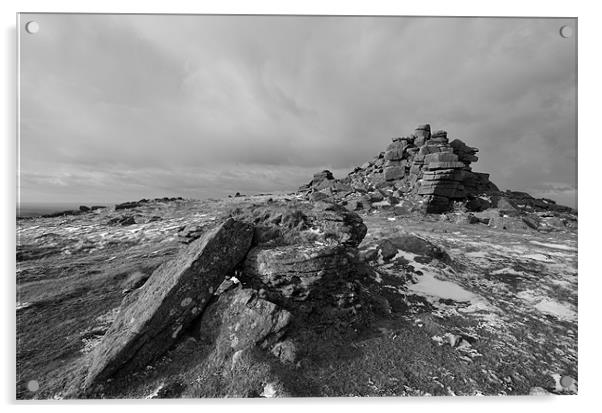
[19,14,577,207]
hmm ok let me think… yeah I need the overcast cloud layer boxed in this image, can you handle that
[19,14,577,207]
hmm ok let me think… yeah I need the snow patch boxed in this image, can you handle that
[534,299,577,322]
[145,383,165,399]
[490,267,523,276]
[529,240,577,252]
[517,290,576,322]
[522,253,554,263]
[408,271,480,303]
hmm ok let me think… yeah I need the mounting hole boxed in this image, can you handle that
[27,380,39,392]
[25,21,39,34]
[560,375,575,388]
[559,25,573,38]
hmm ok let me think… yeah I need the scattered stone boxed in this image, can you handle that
[495,197,519,215]
[467,214,480,224]
[178,223,208,243]
[384,234,450,264]
[40,209,83,218]
[346,197,371,212]
[384,166,405,181]
[466,197,490,212]
[107,215,136,226]
[271,339,297,363]
[522,215,540,230]
[359,248,379,263]
[310,191,331,202]
[368,191,384,202]
[115,201,142,210]
[302,170,336,191]
[393,205,411,216]
[377,239,398,261]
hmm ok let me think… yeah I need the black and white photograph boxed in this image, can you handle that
[16,13,577,400]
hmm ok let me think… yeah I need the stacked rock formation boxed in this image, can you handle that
[383,124,499,212]
[300,124,499,213]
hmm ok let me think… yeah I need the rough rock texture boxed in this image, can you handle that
[298,124,576,218]
[16,191,577,399]
[243,244,357,307]
[229,200,367,248]
[82,218,254,390]
[299,170,335,191]
[378,234,452,264]
[297,124,502,213]
[230,200,367,315]
[195,287,292,358]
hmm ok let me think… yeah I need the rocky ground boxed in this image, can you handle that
[16,193,577,399]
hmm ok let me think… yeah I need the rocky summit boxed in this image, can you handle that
[16,126,577,399]
[300,124,501,213]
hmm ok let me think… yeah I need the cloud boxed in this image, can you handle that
[19,14,577,206]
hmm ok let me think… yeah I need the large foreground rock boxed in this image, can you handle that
[83,218,254,390]
[243,244,357,306]
[232,200,367,315]
[196,287,292,358]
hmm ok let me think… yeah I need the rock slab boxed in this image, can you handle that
[197,287,292,357]
[83,218,254,390]
[243,244,355,304]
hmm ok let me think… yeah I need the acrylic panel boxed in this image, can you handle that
[17,13,577,399]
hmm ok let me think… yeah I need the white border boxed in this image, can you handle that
[3,1,599,412]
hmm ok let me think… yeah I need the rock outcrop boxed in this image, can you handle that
[17,177,577,399]
[297,124,576,217]
[229,200,367,316]
[195,287,292,358]
[75,199,372,395]
[355,124,499,213]
[299,170,353,197]
[82,218,254,390]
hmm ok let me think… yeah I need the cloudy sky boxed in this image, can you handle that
[19,14,577,207]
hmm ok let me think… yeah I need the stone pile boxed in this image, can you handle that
[300,124,499,213]
[299,169,353,197]
[299,170,335,191]
[383,124,499,212]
